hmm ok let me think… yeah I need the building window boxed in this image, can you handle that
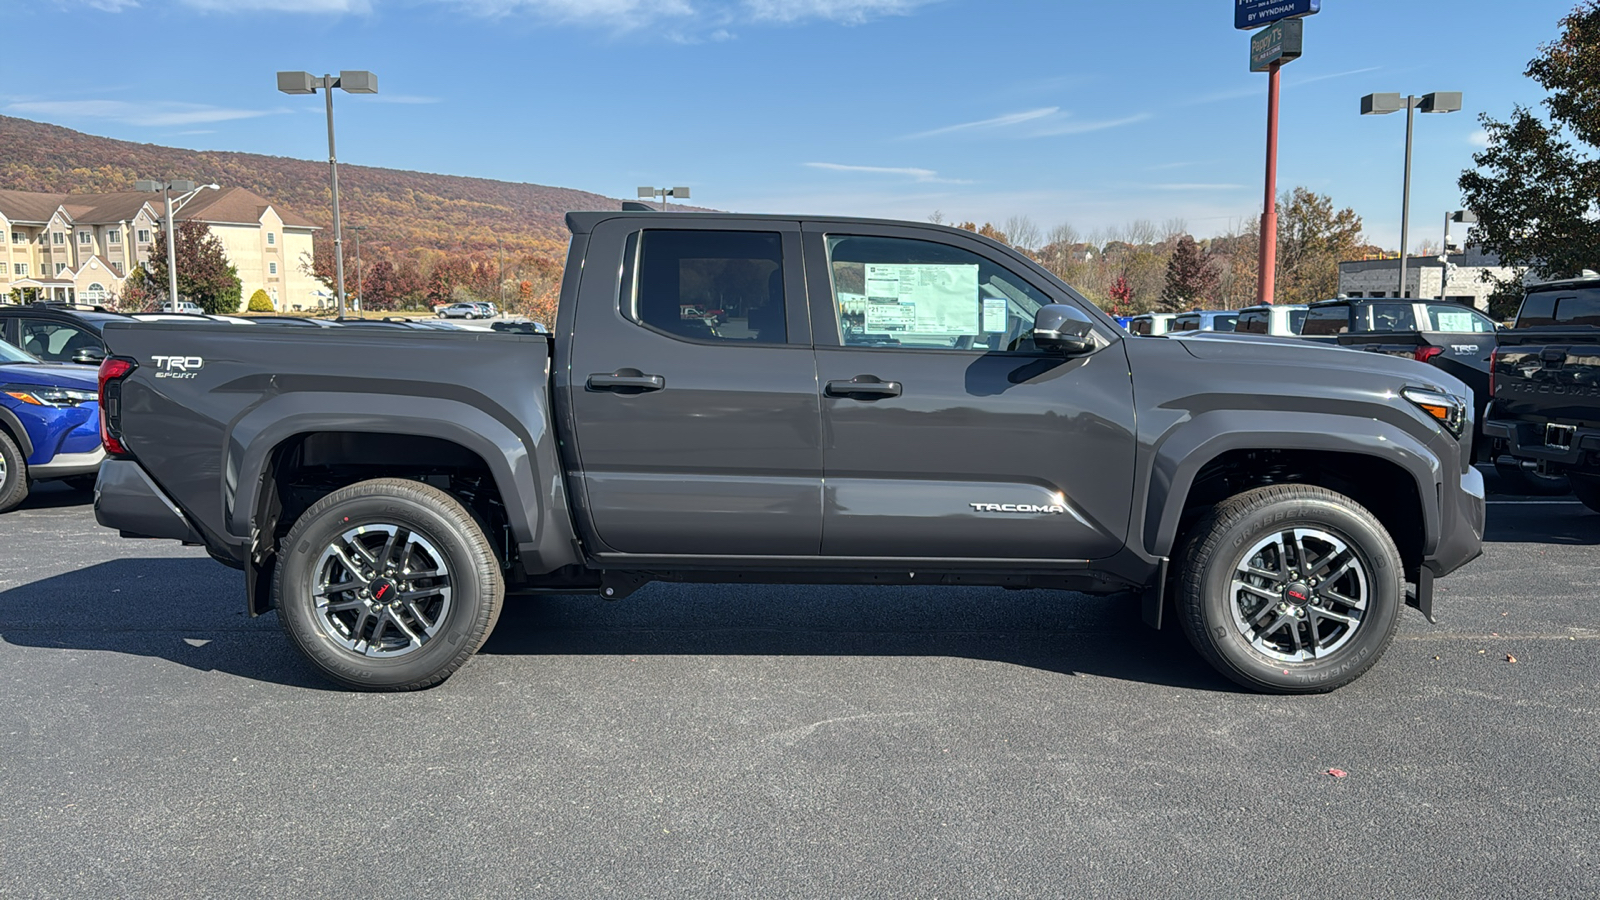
[137,229,151,243]
[111,261,123,275]
[1346,292,1364,298]
[107,230,121,244]
[10,232,20,244]
[14,263,28,276]
[269,262,278,275]
[52,232,65,245]
[56,263,68,275]
[84,282,107,302]
[267,232,276,245]
[78,232,92,245]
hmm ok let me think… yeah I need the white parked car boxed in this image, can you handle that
[1234,304,1309,337]
[1170,310,1240,333]
[1126,312,1178,336]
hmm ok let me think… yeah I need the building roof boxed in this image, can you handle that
[0,186,316,229]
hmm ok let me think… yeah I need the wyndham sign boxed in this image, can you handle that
[1236,0,1320,30]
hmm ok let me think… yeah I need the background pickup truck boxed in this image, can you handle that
[1299,297,1501,454]
[93,211,1484,695]
[1483,276,1600,509]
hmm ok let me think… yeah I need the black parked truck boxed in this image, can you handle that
[93,212,1485,693]
[1483,276,1600,509]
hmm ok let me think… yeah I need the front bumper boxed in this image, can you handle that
[1482,417,1600,475]
[94,459,201,543]
[30,447,105,478]
[1425,464,1485,578]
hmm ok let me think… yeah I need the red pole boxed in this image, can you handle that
[1258,60,1281,306]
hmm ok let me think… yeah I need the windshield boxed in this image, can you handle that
[0,339,40,365]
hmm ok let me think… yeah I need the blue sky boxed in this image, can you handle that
[1,0,1578,249]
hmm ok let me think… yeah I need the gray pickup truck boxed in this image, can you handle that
[1483,276,1600,508]
[93,212,1485,693]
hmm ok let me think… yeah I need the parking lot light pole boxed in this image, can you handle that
[277,70,378,318]
[349,225,366,314]
[1361,91,1462,299]
[133,179,219,310]
[638,186,691,210]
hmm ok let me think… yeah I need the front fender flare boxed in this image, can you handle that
[1142,410,1444,560]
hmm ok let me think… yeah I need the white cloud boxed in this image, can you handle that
[804,162,966,184]
[1148,183,1246,191]
[741,0,936,24]
[180,0,370,10]
[1469,128,1490,147]
[1031,113,1151,137]
[5,99,278,126]
[903,107,1059,140]
[81,0,139,10]
[452,0,692,24]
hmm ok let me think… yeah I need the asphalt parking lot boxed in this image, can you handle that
[2,472,1597,898]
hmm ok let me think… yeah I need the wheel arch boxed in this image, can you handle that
[1145,411,1443,576]
[0,406,35,459]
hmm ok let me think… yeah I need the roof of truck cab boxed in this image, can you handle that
[565,209,996,239]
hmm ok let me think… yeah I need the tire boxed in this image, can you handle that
[1571,474,1600,514]
[1494,457,1569,495]
[274,477,504,691]
[0,429,28,513]
[1177,484,1404,694]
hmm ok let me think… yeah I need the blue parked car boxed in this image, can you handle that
[0,338,103,512]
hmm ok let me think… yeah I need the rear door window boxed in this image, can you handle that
[1213,314,1238,332]
[1365,303,1417,332]
[1301,306,1350,336]
[1423,304,1496,333]
[1236,311,1267,334]
[1171,315,1200,332]
[625,229,788,344]
[1129,318,1150,335]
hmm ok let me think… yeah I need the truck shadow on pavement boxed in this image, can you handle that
[0,558,1236,692]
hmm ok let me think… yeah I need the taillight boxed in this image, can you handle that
[98,356,136,458]
[1413,346,1444,363]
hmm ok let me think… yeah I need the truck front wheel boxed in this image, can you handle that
[273,478,504,690]
[1176,485,1403,694]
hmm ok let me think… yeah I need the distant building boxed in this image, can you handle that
[1336,247,1519,310]
[0,186,319,310]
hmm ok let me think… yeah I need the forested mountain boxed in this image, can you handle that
[0,114,616,252]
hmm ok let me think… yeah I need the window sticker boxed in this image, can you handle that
[862,263,979,335]
[1434,311,1476,332]
[982,297,1008,333]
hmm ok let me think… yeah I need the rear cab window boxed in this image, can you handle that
[622,229,789,344]
[1517,288,1600,328]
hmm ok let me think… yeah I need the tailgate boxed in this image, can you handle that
[1494,342,1600,427]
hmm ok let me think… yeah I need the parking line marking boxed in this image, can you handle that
[1487,500,1586,505]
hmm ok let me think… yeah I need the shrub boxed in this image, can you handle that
[247,289,274,313]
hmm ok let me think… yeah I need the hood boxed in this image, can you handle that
[1169,332,1468,396]
[0,363,101,391]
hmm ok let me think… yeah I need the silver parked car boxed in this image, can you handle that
[1170,310,1240,333]
[1126,312,1178,336]
[436,303,484,320]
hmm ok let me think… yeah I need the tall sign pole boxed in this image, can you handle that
[1240,1,1317,305]
[1259,60,1282,306]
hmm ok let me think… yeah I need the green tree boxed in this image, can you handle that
[1160,235,1217,311]
[247,289,274,312]
[1460,1,1600,317]
[148,221,242,314]
[1274,187,1365,303]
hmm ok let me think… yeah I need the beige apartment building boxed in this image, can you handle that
[0,186,320,310]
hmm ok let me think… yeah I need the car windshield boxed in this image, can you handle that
[0,339,40,365]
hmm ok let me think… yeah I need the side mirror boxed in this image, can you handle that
[1032,304,1097,356]
[72,346,107,365]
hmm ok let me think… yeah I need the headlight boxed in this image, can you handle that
[1402,387,1467,438]
[1,385,97,408]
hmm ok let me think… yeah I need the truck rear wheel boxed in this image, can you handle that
[274,477,504,690]
[1177,485,1403,694]
[1571,475,1600,514]
[0,429,29,513]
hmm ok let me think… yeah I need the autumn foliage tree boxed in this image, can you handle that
[1160,235,1217,311]
[147,221,242,314]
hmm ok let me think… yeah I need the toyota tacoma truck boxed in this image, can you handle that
[1482,276,1600,508]
[92,211,1485,693]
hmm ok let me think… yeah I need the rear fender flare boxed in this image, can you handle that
[224,392,578,574]
[1143,410,1443,560]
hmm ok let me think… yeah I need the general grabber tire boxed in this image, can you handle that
[274,478,504,691]
[1570,474,1600,515]
[1177,485,1404,694]
[0,428,30,513]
